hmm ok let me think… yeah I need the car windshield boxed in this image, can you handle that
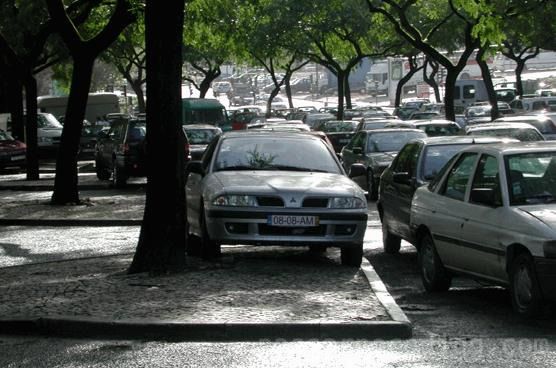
[127,122,146,141]
[421,144,470,180]
[184,128,220,144]
[506,151,556,205]
[321,121,357,132]
[469,128,543,141]
[419,124,460,137]
[214,136,342,174]
[37,113,63,128]
[367,131,425,153]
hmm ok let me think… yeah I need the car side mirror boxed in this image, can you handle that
[186,161,205,176]
[348,163,366,178]
[470,188,499,207]
[393,172,412,185]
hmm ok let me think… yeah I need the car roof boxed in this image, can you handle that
[405,135,518,146]
[183,124,221,130]
[364,128,425,134]
[466,122,538,130]
[413,119,458,126]
[457,141,556,155]
[221,129,321,141]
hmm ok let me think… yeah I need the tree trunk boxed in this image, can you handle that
[423,60,441,103]
[131,80,146,113]
[344,73,352,110]
[336,70,346,120]
[128,0,186,274]
[24,75,39,180]
[8,76,25,142]
[515,61,526,98]
[443,69,458,122]
[51,58,94,205]
[284,73,293,108]
[476,49,499,120]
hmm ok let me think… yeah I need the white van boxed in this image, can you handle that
[453,79,488,113]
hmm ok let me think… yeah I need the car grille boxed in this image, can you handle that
[302,197,329,208]
[257,196,284,206]
[258,224,326,236]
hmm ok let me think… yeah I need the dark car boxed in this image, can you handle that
[377,136,517,253]
[95,118,148,187]
[313,120,359,153]
[0,129,26,171]
[413,119,462,137]
[183,124,222,160]
[340,128,427,199]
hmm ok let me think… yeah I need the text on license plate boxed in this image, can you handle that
[267,215,319,227]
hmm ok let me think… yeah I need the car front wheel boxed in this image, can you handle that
[418,233,451,292]
[367,170,378,200]
[112,161,127,188]
[200,206,221,260]
[382,220,401,254]
[510,252,544,318]
[340,244,363,267]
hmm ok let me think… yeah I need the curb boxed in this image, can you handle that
[0,259,412,341]
[0,318,411,342]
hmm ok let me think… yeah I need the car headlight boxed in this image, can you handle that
[329,197,367,209]
[212,195,257,207]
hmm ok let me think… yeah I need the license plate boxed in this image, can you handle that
[11,155,25,161]
[267,215,319,227]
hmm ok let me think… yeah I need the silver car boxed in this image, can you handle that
[410,142,556,317]
[185,131,368,266]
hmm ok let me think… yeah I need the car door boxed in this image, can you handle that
[455,153,506,282]
[341,131,366,170]
[430,152,479,269]
[381,142,422,239]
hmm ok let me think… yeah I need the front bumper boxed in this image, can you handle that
[205,208,367,247]
[534,257,556,302]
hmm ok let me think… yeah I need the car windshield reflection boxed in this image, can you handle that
[506,152,556,205]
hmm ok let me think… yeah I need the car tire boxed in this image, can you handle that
[185,221,202,257]
[95,159,111,180]
[112,161,127,188]
[366,170,378,200]
[382,220,401,254]
[510,252,544,318]
[340,243,363,267]
[200,206,221,260]
[418,233,451,292]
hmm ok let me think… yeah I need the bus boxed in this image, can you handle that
[37,93,120,123]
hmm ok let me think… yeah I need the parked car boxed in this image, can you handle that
[185,130,368,266]
[407,111,442,121]
[377,136,517,253]
[413,119,462,137]
[410,142,556,317]
[465,122,545,142]
[313,120,359,153]
[340,128,427,199]
[0,129,26,171]
[463,102,514,126]
[356,119,404,132]
[494,113,556,140]
[183,124,222,160]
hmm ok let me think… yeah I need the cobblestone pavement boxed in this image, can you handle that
[0,171,410,339]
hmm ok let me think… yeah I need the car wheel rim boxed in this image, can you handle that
[515,263,533,307]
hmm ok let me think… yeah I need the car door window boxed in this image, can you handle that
[347,132,365,151]
[440,153,478,201]
[392,142,420,176]
[470,154,501,206]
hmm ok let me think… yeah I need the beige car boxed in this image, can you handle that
[410,142,556,317]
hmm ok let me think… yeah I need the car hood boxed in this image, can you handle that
[210,171,363,197]
[518,204,556,229]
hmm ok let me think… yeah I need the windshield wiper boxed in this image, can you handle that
[216,165,257,171]
[268,165,329,173]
